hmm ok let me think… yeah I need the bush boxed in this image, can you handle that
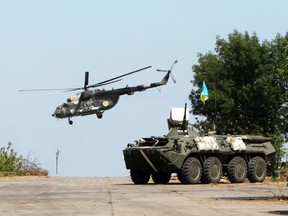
[0,142,49,176]
[18,156,49,176]
[0,142,22,174]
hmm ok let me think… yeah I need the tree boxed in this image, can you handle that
[189,30,288,165]
[0,142,22,173]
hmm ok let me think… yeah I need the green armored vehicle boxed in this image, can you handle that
[123,104,276,184]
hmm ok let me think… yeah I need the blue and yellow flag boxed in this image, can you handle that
[200,81,209,104]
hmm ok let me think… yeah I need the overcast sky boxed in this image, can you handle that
[0,0,287,176]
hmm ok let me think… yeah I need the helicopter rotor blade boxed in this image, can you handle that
[84,71,89,90]
[64,79,123,92]
[19,65,152,92]
[156,69,168,72]
[64,71,90,91]
[18,88,77,92]
[170,60,178,71]
[170,73,176,83]
[86,65,152,89]
[92,79,123,87]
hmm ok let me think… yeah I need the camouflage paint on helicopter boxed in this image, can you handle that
[53,89,120,120]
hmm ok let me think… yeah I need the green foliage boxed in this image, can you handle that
[269,131,286,166]
[0,142,49,176]
[189,30,288,165]
[0,142,22,174]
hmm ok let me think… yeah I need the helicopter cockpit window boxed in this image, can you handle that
[67,94,80,104]
[55,106,61,113]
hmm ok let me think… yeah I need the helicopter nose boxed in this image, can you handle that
[52,105,63,118]
[52,112,59,118]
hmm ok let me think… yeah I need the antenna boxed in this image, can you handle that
[181,103,188,131]
[84,71,89,90]
[56,148,60,175]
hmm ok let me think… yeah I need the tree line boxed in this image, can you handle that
[189,30,288,166]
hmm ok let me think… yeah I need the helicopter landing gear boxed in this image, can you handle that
[96,111,103,119]
[68,118,73,125]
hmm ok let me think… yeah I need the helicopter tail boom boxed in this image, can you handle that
[97,61,177,96]
[160,72,171,85]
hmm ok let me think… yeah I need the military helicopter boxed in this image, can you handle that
[20,61,177,125]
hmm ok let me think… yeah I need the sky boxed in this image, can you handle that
[0,0,287,176]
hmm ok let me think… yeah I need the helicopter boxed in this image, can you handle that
[20,60,177,125]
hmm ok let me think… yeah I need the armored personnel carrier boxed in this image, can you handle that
[123,104,276,184]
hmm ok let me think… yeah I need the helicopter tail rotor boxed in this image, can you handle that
[170,72,177,84]
[157,60,177,83]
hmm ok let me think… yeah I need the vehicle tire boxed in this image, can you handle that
[178,157,202,184]
[151,172,171,184]
[227,156,247,183]
[177,171,184,183]
[202,157,222,184]
[247,156,267,183]
[130,170,150,184]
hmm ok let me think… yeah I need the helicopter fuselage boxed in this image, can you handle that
[52,89,120,119]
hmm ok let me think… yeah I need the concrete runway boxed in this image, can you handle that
[0,176,287,216]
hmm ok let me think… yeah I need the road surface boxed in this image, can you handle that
[0,176,287,215]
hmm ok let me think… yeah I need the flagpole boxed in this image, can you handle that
[213,85,217,134]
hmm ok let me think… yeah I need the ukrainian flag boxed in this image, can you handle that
[200,81,209,104]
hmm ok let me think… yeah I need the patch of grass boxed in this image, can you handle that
[269,170,288,200]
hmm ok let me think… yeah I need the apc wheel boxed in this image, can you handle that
[130,170,150,184]
[178,157,202,184]
[177,171,184,183]
[247,156,267,183]
[227,156,247,183]
[151,172,171,184]
[202,157,222,184]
